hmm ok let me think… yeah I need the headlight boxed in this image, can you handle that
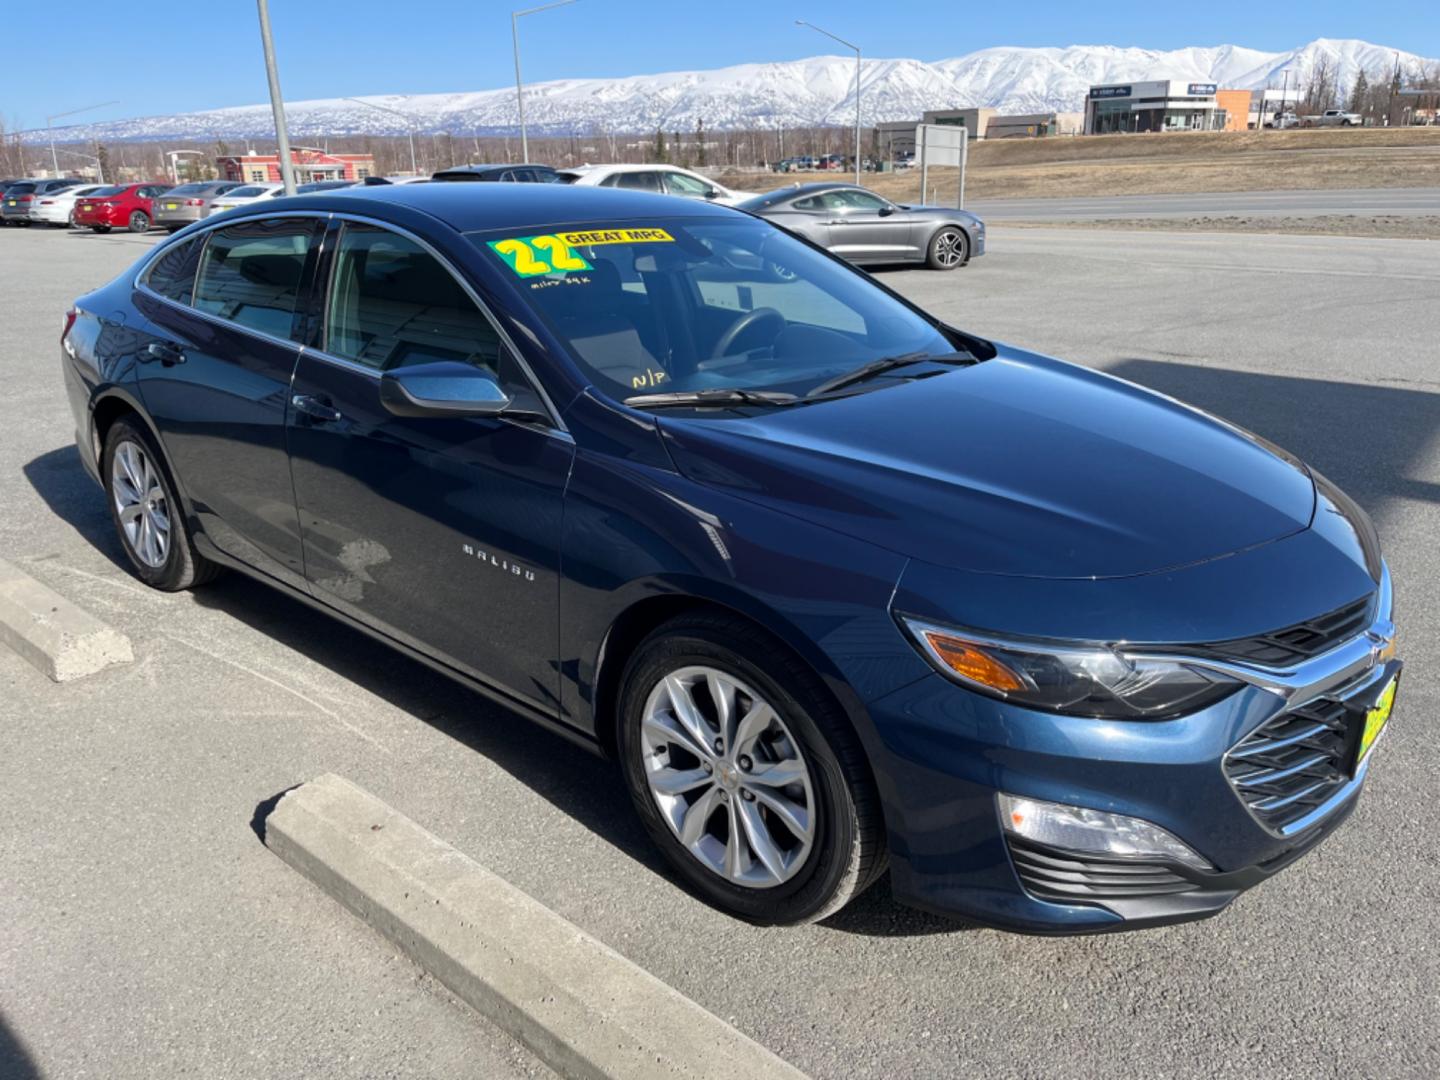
[900,617,1240,720]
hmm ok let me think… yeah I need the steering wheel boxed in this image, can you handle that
[710,307,786,360]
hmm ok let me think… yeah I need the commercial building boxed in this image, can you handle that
[1083,80,1223,134]
[217,148,376,184]
[1214,90,1252,132]
[986,112,1083,138]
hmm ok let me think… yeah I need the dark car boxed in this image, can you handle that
[431,164,560,183]
[741,182,984,269]
[61,184,1400,933]
[2,178,83,225]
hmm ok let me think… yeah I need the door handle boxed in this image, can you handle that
[142,341,185,366]
[291,394,343,423]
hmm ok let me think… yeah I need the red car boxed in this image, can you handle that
[72,182,171,233]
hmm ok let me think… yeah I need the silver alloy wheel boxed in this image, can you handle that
[640,665,816,888]
[111,441,170,568]
[933,229,965,267]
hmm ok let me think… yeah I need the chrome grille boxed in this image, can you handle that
[1224,696,1354,834]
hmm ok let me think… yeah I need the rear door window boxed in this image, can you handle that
[612,171,662,192]
[192,218,318,341]
[324,222,504,373]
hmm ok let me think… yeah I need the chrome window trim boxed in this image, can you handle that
[131,208,568,436]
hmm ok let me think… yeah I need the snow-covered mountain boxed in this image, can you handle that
[35,38,1436,143]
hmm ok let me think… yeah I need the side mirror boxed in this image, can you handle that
[379,361,510,418]
[878,206,896,217]
[703,189,720,200]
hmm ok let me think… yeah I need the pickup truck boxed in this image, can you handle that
[1302,109,1363,127]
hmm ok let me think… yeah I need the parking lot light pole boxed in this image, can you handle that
[255,0,297,195]
[795,20,861,184]
[512,0,578,164]
[165,149,206,183]
[45,102,119,177]
[344,98,419,175]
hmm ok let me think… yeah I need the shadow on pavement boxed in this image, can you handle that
[21,445,131,572]
[0,1012,41,1080]
[1108,359,1440,530]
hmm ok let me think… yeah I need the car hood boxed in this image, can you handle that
[658,348,1316,580]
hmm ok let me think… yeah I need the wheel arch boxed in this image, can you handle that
[589,586,883,812]
[90,391,191,508]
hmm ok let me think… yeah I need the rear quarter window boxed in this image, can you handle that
[143,238,206,305]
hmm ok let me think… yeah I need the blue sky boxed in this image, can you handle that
[4,0,1434,131]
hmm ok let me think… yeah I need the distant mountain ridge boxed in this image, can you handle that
[33,37,1436,143]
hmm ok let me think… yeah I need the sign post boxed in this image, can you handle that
[915,123,968,208]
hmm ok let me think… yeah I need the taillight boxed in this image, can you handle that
[101,201,115,208]
[18,194,33,202]
[62,308,77,344]
[186,198,204,206]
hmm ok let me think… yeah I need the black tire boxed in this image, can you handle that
[127,210,150,233]
[926,227,969,270]
[617,612,886,925]
[102,416,221,591]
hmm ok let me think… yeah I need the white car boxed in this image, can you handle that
[557,164,744,206]
[207,182,284,213]
[31,184,107,227]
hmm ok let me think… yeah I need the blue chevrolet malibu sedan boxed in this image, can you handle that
[61,184,1401,932]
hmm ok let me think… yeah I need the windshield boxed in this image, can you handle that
[472,216,952,401]
[224,185,268,198]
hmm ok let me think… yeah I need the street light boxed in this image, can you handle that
[344,97,419,175]
[46,101,119,176]
[796,20,861,184]
[512,0,578,164]
[51,146,105,184]
[165,149,207,183]
[255,0,297,195]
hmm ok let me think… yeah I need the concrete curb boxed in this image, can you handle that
[0,557,133,681]
[263,773,809,1080]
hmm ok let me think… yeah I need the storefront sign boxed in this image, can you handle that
[1090,86,1132,99]
[1187,83,1218,96]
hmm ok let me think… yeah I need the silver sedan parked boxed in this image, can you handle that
[738,183,984,270]
[153,181,243,232]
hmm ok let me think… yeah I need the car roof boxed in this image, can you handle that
[273,182,742,233]
[741,182,864,208]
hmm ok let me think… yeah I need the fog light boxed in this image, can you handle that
[998,793,1211,871]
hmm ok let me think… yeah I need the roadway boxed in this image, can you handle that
[967,186,1440,221]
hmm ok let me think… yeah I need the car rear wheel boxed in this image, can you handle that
[127,211,150,233]
[618,612,886,924]
[926,227,968,270]
[103,417,220,591]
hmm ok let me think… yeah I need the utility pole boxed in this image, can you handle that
[255,0,296,195]
[512,0,578,164]
[46,102,119,176]
[796,20,862,184]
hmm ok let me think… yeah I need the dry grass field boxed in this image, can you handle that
[720,127,1440,202]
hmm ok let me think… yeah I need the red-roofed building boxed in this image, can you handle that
[217,148,375,184]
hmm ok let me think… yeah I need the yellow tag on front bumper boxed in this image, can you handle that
[1357,678,1397,765]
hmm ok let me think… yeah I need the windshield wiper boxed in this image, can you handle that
[623,387,800,409]
[806,350,973,398]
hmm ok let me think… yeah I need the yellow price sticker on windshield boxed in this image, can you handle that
[488,228,675,278]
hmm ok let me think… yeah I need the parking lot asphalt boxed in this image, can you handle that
[3,222,1438,1079]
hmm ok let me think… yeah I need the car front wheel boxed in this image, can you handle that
[927,227,969,270]
[103,416,220,591]
[618,612,886,924]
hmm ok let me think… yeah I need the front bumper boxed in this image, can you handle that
[866,567,1397,934]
